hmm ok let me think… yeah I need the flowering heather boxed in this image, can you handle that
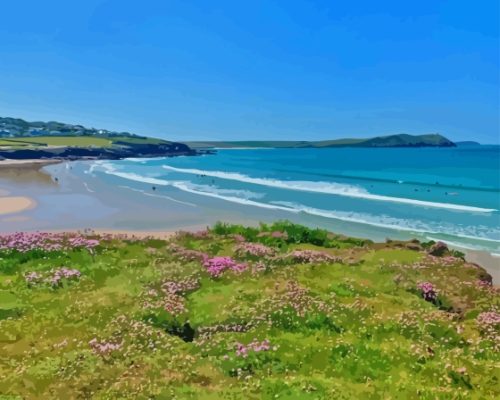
[235,339,271,357]
[143,291,186,316]
[2,222,499,399]
[203,256,247,277]
[24,271,42,284]
[281,249,342,264]
[89,338,123,356]
[25,267,81,287]
[168,243,208,262]
[143,278,200,317]
[175,229,211,240]
[191,229,211,239]
[476,311,500,328]
[232,234,246,243]
[197,323,251,338]
[270,230,288,239]
[143,281,197,317]
[234,242,275,258]
[476,280,492,289]
[425,254,462,267]
[280,280,329,317]
[50,267,82,287]
[0,232,99,253]
[162,294,187,316]
[161,277,200,295]
[417,281,438,302]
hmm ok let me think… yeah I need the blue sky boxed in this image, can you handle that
[0,0,498,143]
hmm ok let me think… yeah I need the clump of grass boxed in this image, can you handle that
[213,220,369,248]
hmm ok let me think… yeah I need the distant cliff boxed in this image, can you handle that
[187,134,457,149]
[0,116,137,138]
[0,116,197,160]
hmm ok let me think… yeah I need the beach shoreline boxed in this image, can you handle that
[0,158,62,168]
[0,159,498,284]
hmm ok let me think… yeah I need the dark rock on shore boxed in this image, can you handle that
[0,141,197,161]
[428,241,449,257]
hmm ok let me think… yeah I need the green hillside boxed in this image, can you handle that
[1,222,498,399]
[0,117,195,160]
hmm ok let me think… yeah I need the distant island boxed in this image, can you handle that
[187,133,456,149]
[455,141,481,147]
[0,117,196,161]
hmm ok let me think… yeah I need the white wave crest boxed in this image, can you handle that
[170,182,298,212]
[118,185,197,207]
[162,165,496,213]
[88,163,500,250]
[169,182,500,246]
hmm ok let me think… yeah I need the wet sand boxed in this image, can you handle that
[0,196,36,215]
[465,250,500,285]
[0,159,61,167]
[0,161,57,225]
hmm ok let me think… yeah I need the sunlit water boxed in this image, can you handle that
[90,146,500,254]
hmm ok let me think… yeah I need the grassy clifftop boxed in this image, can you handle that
[0,117,196,160]
[0,222,498,399]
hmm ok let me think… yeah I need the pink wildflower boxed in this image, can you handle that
[51,267,82,287]
[232,234,246,243]
[234,242,275,258]
[0,232,99,253]
[417,281,438,302]
[476,311,500,328]
[25,271,42,285]
[168,244,208,262]
[270,231,288,239]
[203,256,247,277]
[282,250,341,264]
[234,339,272,357]
[89,338,122,356]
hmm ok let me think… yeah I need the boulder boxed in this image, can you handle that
[428,241,449,257]
[406,242,423,251]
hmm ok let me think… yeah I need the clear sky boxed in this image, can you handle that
[0,0,498,143]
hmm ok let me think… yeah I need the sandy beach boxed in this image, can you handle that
[0,196,36,215]
[0,161,53,219]
[0,159,498,284]
[0,158,61,168]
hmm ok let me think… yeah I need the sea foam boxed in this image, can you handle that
[161,165,496,213]
[94,161,500,251]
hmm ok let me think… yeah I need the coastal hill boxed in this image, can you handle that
[187,133,456,149]
[0,222,497,398]
[0,116,139,138]
[0,117,195,160]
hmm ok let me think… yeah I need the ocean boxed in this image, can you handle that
[90,146,500,254]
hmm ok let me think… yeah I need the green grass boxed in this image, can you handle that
[110,136,171,145]
[0,139,32,147]
[0,135,171,150]
[2,135,170,148]
[0,222,498,399]
[4,136,113,147]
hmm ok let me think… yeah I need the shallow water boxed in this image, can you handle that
[89,146,500,254]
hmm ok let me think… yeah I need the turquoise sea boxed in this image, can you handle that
[92,146,500,254]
